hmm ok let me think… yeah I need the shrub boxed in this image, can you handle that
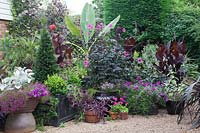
[9,0,42,37]
[45,74,67,96]
[33,28,58,83]
[84,40,134,88]
[0,33,39,70]
[104,0,163,40]
[162,6,200,71]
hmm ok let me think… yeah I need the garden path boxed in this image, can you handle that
[34,110,200,133]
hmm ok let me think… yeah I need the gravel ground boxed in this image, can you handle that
[34,110,200,133]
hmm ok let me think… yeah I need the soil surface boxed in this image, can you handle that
[34,110,200,133]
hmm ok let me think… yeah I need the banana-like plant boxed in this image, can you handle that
[65,3,120,59]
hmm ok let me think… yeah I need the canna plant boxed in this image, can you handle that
[155,38,186,82]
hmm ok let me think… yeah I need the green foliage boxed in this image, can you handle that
[92,0,104,21]
[45,74,67,96]
[65,16,81,38]
[162,6,200,70]
[0,32,39,70]
[111,104,128,113]
[33,28,58,82]
[33,97,59,129]
[104,0,163,40]
[127,89,157,115]
[80,3,96,44]
[9,0,42,37]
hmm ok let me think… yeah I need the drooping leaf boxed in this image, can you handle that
[99,15,120,37]
[65,16,81,38]
[80,3,96,44]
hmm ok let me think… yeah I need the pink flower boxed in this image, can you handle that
[122,28,126,32]
[87,24,94,30]
[113,102,118,105]
[49,24,56,31]
[125,102,128,106]
[151,87,156,91]
[112,97,117,101]
[108,24,113,28]
[83,59,89,68]
[123,51,129,57]
[87,32,90,36]
[119,102,123,105]
[133,85,139,90]
[137,58,143,64]
[120,97,125,102]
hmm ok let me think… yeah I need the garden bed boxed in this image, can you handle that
[33,110,200,133]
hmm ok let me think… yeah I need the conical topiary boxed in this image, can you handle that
[33,28,58,82]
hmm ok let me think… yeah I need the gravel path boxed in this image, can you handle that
[34,110,200,133]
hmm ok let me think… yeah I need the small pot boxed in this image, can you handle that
[108,111,118,120]
[120,112,128,120]
[166,100,184,115]
[84,111,100,123]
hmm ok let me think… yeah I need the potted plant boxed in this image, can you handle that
[119,105,129,120]
[82,97,107,123]
[109,105,119,120]
[0,67,49,132]
[42,74,77,126]
[161,75,187,115]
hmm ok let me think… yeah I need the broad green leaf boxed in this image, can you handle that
[134,51,139,58]
[65,16,81,38]
[80,3,96,44]
[99,15,120,37]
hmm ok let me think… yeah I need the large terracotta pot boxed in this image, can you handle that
[109,111,119,120]
[16,98,38,113]
[84,111,100,123]
[5,98,38,133]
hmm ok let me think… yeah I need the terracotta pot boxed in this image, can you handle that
[109,111,119,120]
[84,111,100,123]
[16,98,38,113]
[120,112,128,120]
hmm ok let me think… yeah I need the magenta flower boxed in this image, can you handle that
[86,32,90,36]
[112,97,117,101]
[120,97,125,102]
[122,28,126,32]
[137,58,143,64]
[124,81,132,88]
[151,87,156,91]
[108,24,113,28]
[137,76,142,81]
[83,59,89,68]
[133,85,139,90]
[156,81,161,86]
[123,51,129,57]
[87,24,94,30]
[113,102,118,105]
